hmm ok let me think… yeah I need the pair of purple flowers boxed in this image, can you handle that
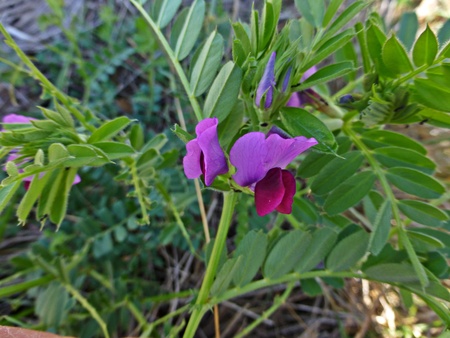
[183,118,317,216]
[183,52,318,216]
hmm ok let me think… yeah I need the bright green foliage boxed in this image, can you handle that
[232,230,268,287]
[280,107,337,153]
[326,228,370,271]
[190,31,224,97]
[0,0,449,336]
[310,151,364,195]
[263,230,311,279]
[203,61,242,121]
[368,200,392,255]
[382,34,413,75]
[413,25,438,67]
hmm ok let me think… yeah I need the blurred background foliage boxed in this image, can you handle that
[0,0,449,337]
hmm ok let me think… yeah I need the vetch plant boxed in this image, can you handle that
[0,0,448,337]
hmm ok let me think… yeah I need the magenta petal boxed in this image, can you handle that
[2,114,34,124]
[230,132,268,187]
[255,52,276,108]
[183,139,203,180]
[264,134,318,170]
[275,170,296,214]
[195,117,218,135]
[197,121,228,186]
[254,168,285,216]
[73,174,81,185]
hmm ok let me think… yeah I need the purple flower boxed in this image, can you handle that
[255,52,276,109]
[230,132,317,216]
[1,113,35,131]
[183,118,228,186]
[2,114,81,188]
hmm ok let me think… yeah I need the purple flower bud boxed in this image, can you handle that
[1,114,35,131]
[230,131,317,216]
[286,66,317,108]
[282,67,292,93]
[255,52,276,109]
[1,114,81,187]
[183,118,228,186]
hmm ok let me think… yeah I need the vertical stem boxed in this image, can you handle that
[343,124,429,287]
[183,192,238,338]
[64,283,110,338]
[129,0,203,122]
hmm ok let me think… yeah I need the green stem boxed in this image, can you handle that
[343,124,429,287]
[156,182,198,256]
[140,304,190,337]
[125,299,150,332]
[211,271,363,305]
[183,192,238,338]
[0,23,96,133]
[234,282,295,338]
[64,283,110,338]
[394,64,428,86]
[129,0,203,122]
[130,160,150,225]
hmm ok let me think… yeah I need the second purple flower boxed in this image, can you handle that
[183,117,228,186]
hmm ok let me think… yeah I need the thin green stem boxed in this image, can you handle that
[156,182,198,255]
[125,299,150,332]
[140,304,190,338]
[394,64,428,86]
[130,160,150,225]
[211,271,363,305]
[235,282,295,338]
[183,192,238,338]
[343,124,429,287]
[0,23,96,133]
[129,0,203,122]
[64,283,110,338]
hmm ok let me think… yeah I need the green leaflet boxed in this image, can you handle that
[399,200,449,227]
[170,0,205,61]
[310,151,364,195]
[190,31,224,97]
[386,167,445,199]
[412,25,438,67]
[382,34,413,75]
[152,0,182,29]
[326,228,369,271]
[87,116,132,144]
[232,230,268,287]
[280,107,337,154]
[204,61,242,122]
[324,171,376,215]
[263,230,311,279]
[368,200,392,256]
